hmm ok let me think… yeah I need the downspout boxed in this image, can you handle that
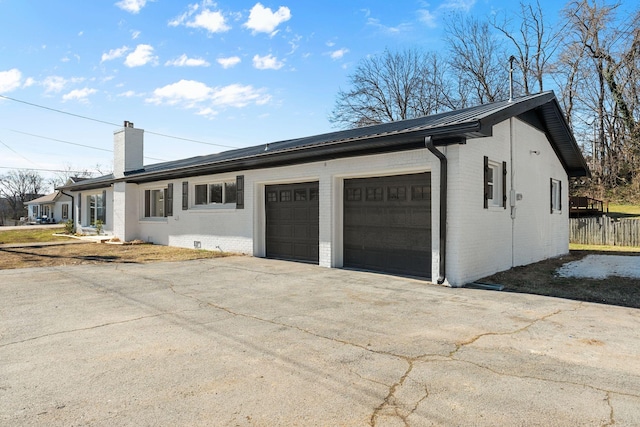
[60,190,75,230]
[425,136,447,285]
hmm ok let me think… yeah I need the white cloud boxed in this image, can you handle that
[252,54,284,70]
[101,46,129,62]
[124,44,157,67]
[438,0,476,12]
[196,107,218,118]
[366,18,413,34]
[217,56,241,69]
[165,54,210,67]
[244,3,291,35]
[146,79,271,113]
[417,9,437,28]
[115,0,148,14]
[329,48,349,60]
[42,76,69,93]
[0,68,22,93]
[62,87,97,103]
[118,90,137,97]
[23,77,35,88]
[131,30,141,39]
[170,3,230,33]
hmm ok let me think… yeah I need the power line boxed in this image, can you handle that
[0,138,42,168]
[5,129,166,162]
[0,93,239,149]
[0,166,94,173]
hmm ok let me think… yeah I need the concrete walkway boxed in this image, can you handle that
[1,257,639,426]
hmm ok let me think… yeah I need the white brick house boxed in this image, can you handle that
[59,92,589,286]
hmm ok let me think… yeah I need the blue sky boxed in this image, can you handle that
[0,0,567,186]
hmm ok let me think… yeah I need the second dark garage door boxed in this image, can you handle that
[344,173,432,278]
[265,182,319,263]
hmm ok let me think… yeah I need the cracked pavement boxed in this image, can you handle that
[1,257,640,426]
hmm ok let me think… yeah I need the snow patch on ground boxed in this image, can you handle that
[556,255,640,279]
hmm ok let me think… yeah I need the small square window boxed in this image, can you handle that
[267,191,277,202]
[346,188,361,201]
[412,185,429,201]
[366,187,383,201]
[294,189,307,201]
[388,186,406,201]
[280,190,292,202]
[310,188,319,201]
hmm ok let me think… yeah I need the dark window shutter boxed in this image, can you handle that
[100,190,107,222]
[483,156,489,209]
[145,189,150,217]
[502,161,507,209]
[559,180,562,211]
[78,192,82,224]
[182,181,188,210]
[166,183,173,217]
[550,178,553,214]
[236,175,244,209]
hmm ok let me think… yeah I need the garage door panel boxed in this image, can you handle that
[344,173,431,278]
[266,182,319,264]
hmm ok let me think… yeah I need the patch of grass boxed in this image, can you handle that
[606,204,640,219]
[481,250,640,309]
[570,243,640,252]
[0,243,233,270]
[0,227,69,245]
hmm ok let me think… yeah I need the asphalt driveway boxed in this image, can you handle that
[1,257,639,426]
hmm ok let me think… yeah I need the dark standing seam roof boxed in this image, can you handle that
[59,91,589,191]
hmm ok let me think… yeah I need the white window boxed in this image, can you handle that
[193,181,236,206]
[551,178,562,213]
[144,187,170,218]
[87,192,106,225]
[484,157,506,209]
[62,204,69,220]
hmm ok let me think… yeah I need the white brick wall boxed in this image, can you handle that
[70,117,571,287]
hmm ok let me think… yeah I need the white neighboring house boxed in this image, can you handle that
[58,92,589,286]
[26,191,72,224]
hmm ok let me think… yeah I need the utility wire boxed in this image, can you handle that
[6,129,166,162]
[0,166,93,173]
[0,93,239,149]
[0,137,42,168]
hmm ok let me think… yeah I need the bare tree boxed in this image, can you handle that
[491,1,562,95]
[329,49,453,128]
[444,13,508,104]
[562,0,640,189]
[47,163,96,190]
[0,169,45,220]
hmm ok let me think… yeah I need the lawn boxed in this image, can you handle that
[0,227,70,244]
[0,227,232,269]
[606,204,640,218]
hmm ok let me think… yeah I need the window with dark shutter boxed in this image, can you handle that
[502,161,507,209]
[236,175,244,209]
[166,183,173,216]
[182,181,188,210]
[483,156,489,209]
[99,190,107,223]
[145,189,151,217]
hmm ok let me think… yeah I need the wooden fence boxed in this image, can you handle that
[570,216,640,247]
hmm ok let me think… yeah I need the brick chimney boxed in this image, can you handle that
[113,121,143,179]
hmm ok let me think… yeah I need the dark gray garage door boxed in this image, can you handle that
[266,182,319,263]
[344,173,431,278]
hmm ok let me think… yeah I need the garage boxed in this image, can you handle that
[344,173,432,278]
[265,182,319,263]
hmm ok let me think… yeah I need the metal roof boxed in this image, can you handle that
[60,91,589,191]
